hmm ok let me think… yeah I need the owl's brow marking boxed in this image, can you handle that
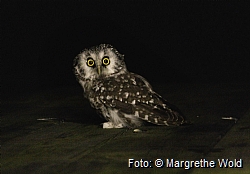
[85,52,91,57]
[103,48,107,54]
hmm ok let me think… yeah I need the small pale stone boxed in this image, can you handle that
[133,129,142,133]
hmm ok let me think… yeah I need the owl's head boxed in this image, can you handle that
[74,44,127,81]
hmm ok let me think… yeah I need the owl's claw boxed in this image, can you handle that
[102,122,124,129]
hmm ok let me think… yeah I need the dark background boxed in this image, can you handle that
[2,1,249,98]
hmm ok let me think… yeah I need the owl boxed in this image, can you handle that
[73,44,187,128]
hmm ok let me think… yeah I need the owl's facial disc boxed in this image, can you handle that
[75,44,127,80]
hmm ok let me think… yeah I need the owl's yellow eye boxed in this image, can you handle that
[87,58,95,67]
[102,56,110,66]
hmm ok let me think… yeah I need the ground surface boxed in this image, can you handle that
[2,83,250,174]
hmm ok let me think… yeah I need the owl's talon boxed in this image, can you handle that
[102,122,124,129]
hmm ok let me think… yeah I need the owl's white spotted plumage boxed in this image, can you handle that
[74,44,186,128]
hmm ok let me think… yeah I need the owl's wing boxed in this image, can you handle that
[97,73,187,126]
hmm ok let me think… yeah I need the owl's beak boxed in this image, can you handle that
[97,65,101,75]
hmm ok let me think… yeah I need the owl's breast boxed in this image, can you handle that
[89,73,152,108]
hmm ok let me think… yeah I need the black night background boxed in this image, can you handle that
[2,1,250,173]
[2,1,249,97]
